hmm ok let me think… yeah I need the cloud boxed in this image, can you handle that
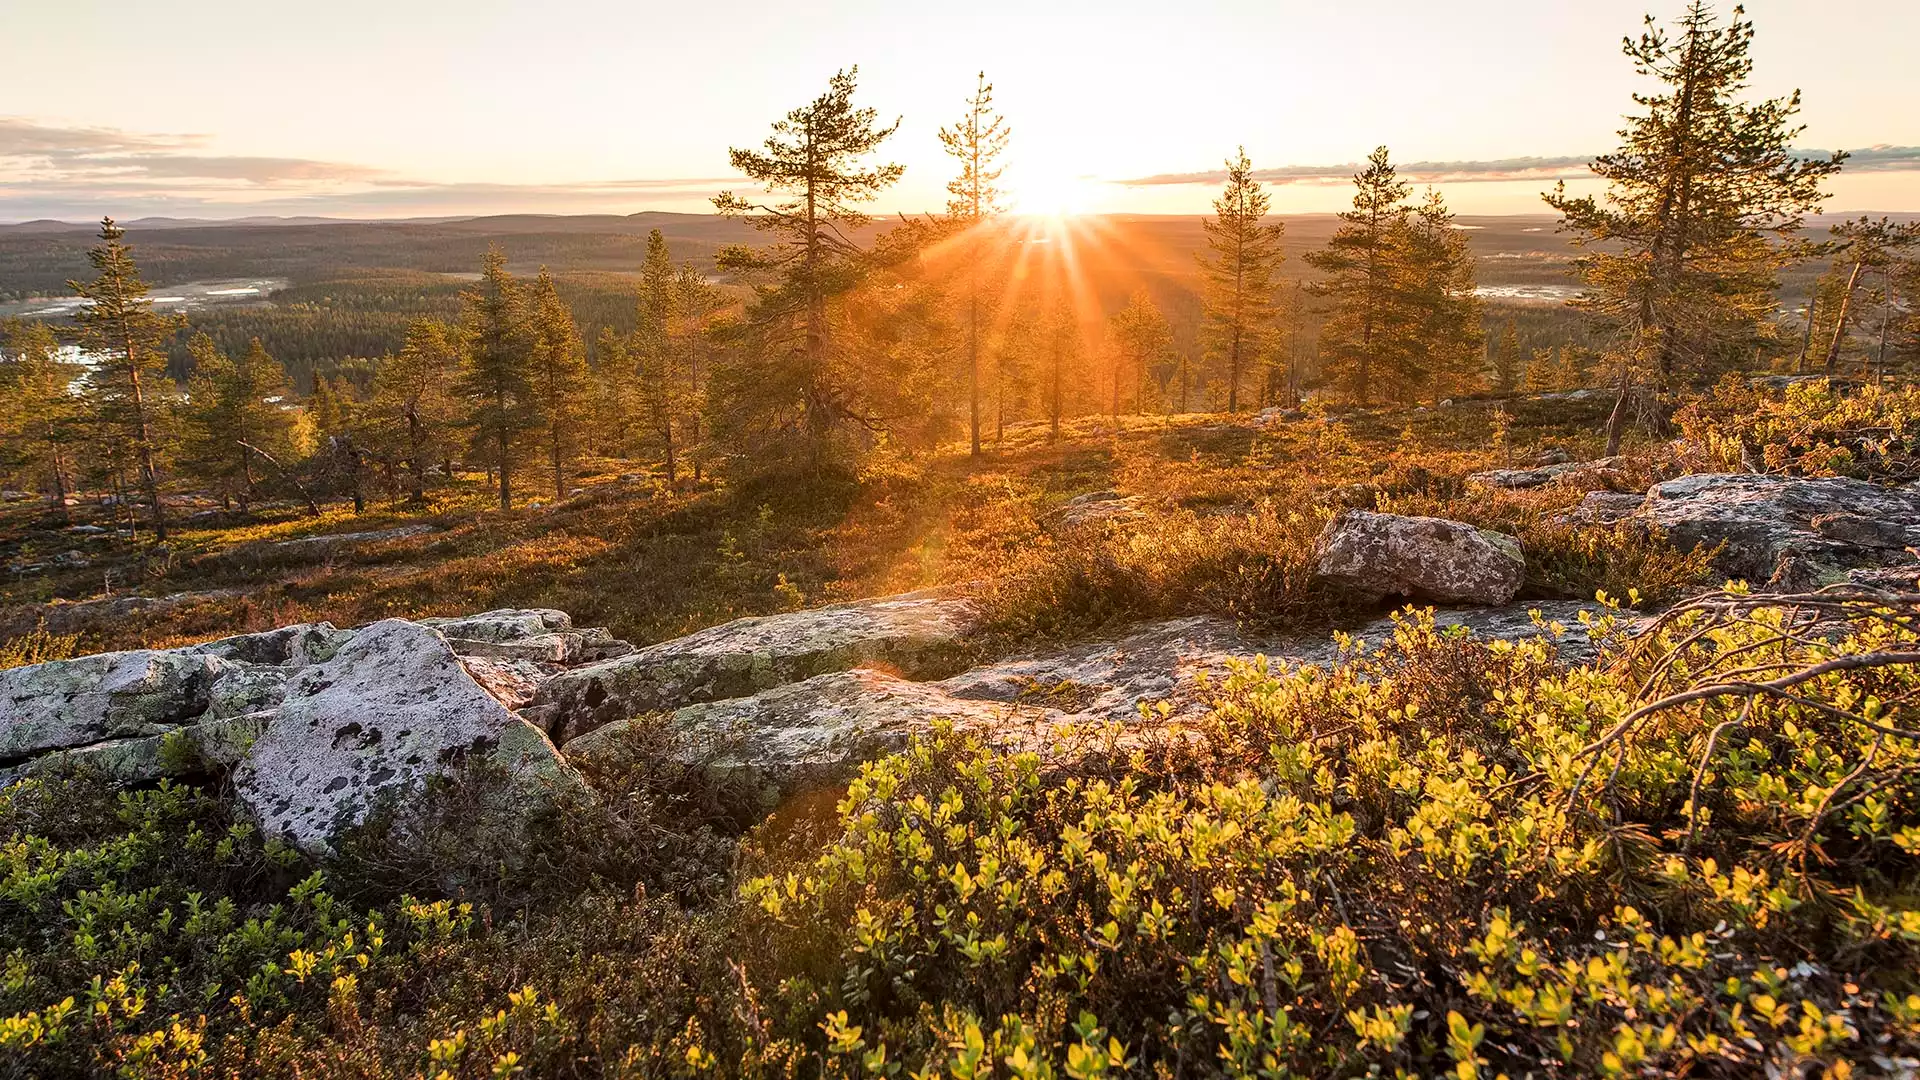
[0,117,739,220]
[1119,146,1920,188]
[0,117,385,186]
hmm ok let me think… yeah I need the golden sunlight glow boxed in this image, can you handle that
[1010,170,1100,218]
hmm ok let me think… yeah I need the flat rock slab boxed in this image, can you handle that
[0,649,223,759]
[939,616,1257,722]
[1315,510,1526,605]
[536,593,978,743]
[234,619,577,854]
[270,523,437,553]
[1576,474,1920,589]
[1468,457,1627,491]
[568,668,1062,773]
[422,608,633,663]
[941,602,1609,725]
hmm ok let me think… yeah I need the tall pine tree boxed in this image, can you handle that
[69,218,182,539]
[713,68,903,478]
[1306,148,1412,406]
[1199,147,1285,413]
[456,247,534,511]
[939,71,1011,458]
[179,335,295,511]
[1544,1,1841,452]
[526,269,590,501]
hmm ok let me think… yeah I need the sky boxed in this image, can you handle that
[2,0,1917,222]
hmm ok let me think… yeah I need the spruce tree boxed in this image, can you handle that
[69,218,182,539]
[0,319,86,520]
[179,335,295,511]
[1306,148,1412,405]
[1107,292,1171,422]
[1397,189,1484,400]
[456,247,534,511]
[1199,147,1285,413]
[526,269,590,501]
[939,71,1011,458]
[368,318,461,504]
[1490,321,1524,396]
[633,230,686,484]
[1040,300,1082,441]
[712,68,903,478]
[1544,1,1842,452]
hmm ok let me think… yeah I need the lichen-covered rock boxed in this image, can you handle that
[421,609,633,663]
[1635,474,1920,588]
[1467,456,1626,491]
[1314,510,1525,605]
[535,592,978,743]
[1561,491,1649,527]
[940,616,1257,722]
[940,601,1610,725]
[10,713,270,786]
[568,668,1058,773]
[1052,491,1145,528]
[233,619,579,854]
[270,523,437,553]
[0,649,221,759]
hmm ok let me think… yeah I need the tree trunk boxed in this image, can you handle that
[1824,259,1866,377]
[1797,292,1818,373]
[1604,357,1631,457]
[968,275,981,458]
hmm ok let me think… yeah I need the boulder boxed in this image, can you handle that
[1468,456,1626,491]
[0,649,221,759]
[1052,491,1145,528]
[1561,491,1649,528]
[420,608,633,664]
[534,592,978,743]
[1635,474,1920,588]
[1314,510,1526,605]
[568,668,1062,774]
[233,619,578,854]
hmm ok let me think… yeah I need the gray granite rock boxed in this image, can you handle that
[535,592,978,743]
[1314,510,1526,605]
[233,619,579,854]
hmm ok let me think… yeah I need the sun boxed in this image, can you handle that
[1011,170,1099,219]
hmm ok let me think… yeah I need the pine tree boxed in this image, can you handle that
[1490,321,1524,396]
[368,318,461,504]
[1199,147,1286,413]
[1106,292,1171,422]
[1524,347,1561,394]
[68,218,183,539]
[939,71,1011,458]
[526,269,590,501]
[456,247,534,511]
[0,319,86,520]
[1544,1,1843,453]
[712,68,904,478]
[1397,189,1485,400]
[1040,300,1083,441]
[1306,148,1412,405]
[179,335,295,511]
[633,230,687,483]
[673,265,724,481]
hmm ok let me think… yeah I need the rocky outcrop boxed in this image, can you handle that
[421,609,633,664]
[1566,474,1920,589]
[1,608,623,854]
[1314,510,1526,605]
[270,523,438,554]
[234,619,579,854]
[569,668,1061,773]
[531,592,978,743]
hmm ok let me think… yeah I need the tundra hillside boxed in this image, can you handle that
[2,3,1920,1078]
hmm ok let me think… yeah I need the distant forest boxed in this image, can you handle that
[0,212,1622,391]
